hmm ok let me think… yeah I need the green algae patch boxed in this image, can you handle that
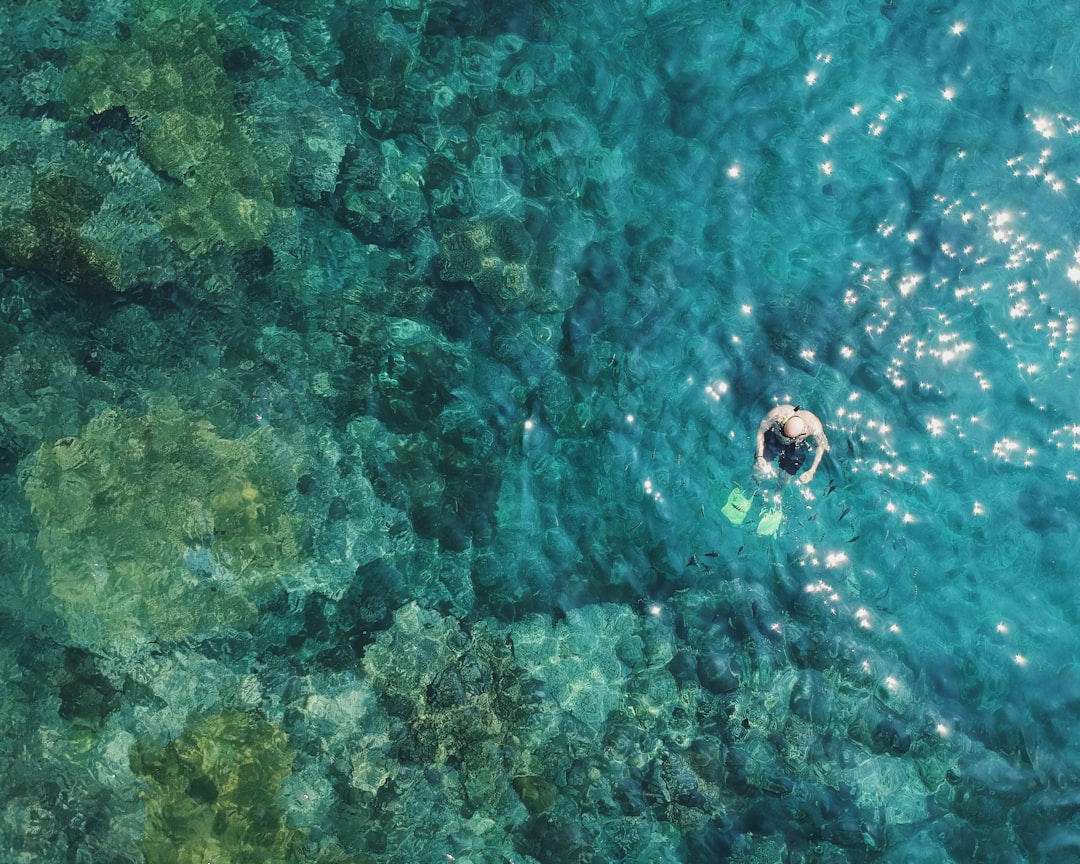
[23,402,303,652]
[130,711,303,864]
[64,1,288,255]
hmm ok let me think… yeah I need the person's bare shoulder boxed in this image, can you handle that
[803,411,829,444]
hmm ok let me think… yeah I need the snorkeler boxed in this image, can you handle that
[754,404,829,486]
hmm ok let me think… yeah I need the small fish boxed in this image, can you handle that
[826,481,837,497]
[504,633,516,658]
[704,551,720,558]
[838,506,852,523]
[847,535,860,543]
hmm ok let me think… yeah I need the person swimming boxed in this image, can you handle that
[754,404,829,486]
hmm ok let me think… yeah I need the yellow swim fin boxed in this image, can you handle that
[722,487,752,525]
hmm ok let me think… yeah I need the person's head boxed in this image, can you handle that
[782,415,808,440]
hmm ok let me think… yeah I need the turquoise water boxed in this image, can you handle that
[1,0,1079,861]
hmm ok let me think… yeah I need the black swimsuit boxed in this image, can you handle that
[763,426,807,475]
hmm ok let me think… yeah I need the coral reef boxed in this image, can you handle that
[23,401,305,653]
[64,1,290,256]
[438,214,582,313]
[362,603,533,794]
[0,0,1074,862]
[512,604,645,730]
[438,216,541,312]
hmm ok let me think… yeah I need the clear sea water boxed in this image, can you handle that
[1,0,1079,862]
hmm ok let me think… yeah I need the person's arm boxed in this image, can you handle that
[798,446,825,484]
[798,418,830,485]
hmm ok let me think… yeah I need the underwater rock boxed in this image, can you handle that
[23,400,306,653]
[0,328,99,459]
[951,750,1044,807]
[371,324,467,432]
[490,314,561,376]
[787,669,833,724]
[338,5,421,116]
[55,647,120,732]
[698,650,742,694]
[727,832,788,864]
[0,792,64,861]
[337,138,428,245]
[0,163,121,291]
[351,379,505,551]
[870,717,912,756]
[0,113,171,296]
[1017,480,1070,534]
[266,78,356,206]
[514,774,558,815]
